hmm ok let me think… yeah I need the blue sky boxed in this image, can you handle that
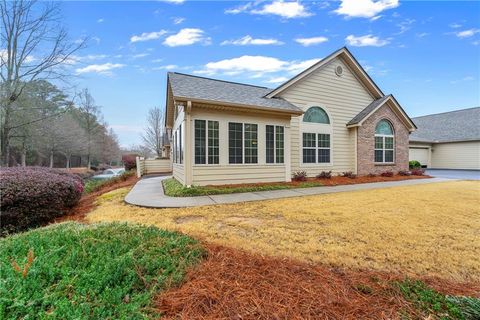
[60,0,480,147]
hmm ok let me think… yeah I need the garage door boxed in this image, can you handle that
[409,148,429,167]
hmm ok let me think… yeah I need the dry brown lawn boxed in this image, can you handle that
[87,181,480,282]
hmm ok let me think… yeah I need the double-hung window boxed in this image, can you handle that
[266,125,284,164]
[302,133,331,164]
[229,122,258,164]
[194,120,219,164]
[374,120,394,163]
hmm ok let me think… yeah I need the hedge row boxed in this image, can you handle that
[0,167,84,235]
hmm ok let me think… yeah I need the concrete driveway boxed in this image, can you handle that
[426,169,480,180]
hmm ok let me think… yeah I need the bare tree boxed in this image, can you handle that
[0,0,86,166]
[75,88,101,170]
[142,107,164,158]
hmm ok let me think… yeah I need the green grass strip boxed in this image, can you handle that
[162,177,323,197]
[0,222,204,319]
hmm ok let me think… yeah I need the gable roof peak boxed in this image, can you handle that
[265,46,384,99]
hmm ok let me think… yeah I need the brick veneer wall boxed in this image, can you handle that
[357,104,409,175]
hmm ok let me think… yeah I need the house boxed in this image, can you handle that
[409,107,480,170]
[165,47,417,186]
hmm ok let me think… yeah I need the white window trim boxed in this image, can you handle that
[266,125,285,165]
[374,133,395,164]
[300,130,333,167]
[227,122,259,165]
[193,119,220,166]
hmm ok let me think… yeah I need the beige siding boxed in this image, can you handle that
[190,108,291,186]
[431,141,480,170]
[173,163,185,185]
[279,57,374,176]
[144,159,172,174]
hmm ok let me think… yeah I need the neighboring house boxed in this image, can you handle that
[409,107,480,170]
[165,47,417,186]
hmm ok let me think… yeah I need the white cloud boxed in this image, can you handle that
[450,76,475,84]
[334,0,399,19]
[173,17,185,25]
[345,34,389,47]
[266,77,289,84]
[286,58,320,74]
[162,0,185,4]
[130,30,167,43]
[295,36,328,46]
[92,36,101,44]
[131,53,150,59]
[396,18,415,35]
[195,55,321,78]
[449,23,462,29]
[163,28,209,47]
[455,29,479,38]
[76,63,125,75]
[225,2,253,14]
[221,35,284,46]
[152,64,178,70]
[251,1,313,19]
[151,58,163,63]
[416,32,429,38]
[97,18,104,23]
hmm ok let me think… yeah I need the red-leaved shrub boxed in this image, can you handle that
[411,168,425,176]
[380,171,394,177]
[292,171,307,181]
[122,154,137,171]
[0,167,84,235]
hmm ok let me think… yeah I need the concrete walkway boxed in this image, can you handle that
[125,176,453,208]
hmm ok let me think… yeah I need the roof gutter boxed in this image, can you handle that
[173,95,304,116]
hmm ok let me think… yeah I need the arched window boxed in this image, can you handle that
[303,106,330,124]
[301,106,332,164]
[374,120,394,163]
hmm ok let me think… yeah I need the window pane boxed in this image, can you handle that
[318,149,330,163]
[375,120,393,135]
[303,133,316,148]
[375,136,383,149]
[318,134,330,148]
[194,120,206,164]
[385,150,394,162]
[179,124,183,164]
[385,137,394,149]
[303,149,316,163]
[375,150,383,162]
[276,126,284,164]
[266,125,274,164]
[244,123,258,164]
[229,123,243,164]
[303,107,330,124]
[208,121,219,164]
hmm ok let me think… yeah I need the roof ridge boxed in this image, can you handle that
[168,72,271,90]
[413,106,480,119]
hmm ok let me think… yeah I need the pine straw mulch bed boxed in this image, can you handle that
[55,174,139,223]
[156,243,479,320]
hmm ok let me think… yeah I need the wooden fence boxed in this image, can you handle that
[136,157,172,178]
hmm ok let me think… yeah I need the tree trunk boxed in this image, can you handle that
[66,154,70,169]
[87,154,91,170]
[21,150,26,167]
[49,151,54,168]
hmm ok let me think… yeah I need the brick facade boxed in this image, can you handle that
[357,104,409,175]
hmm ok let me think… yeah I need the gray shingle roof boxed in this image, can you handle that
[347,95,391,125]
[409,107,480,143]
[168,72,302,113]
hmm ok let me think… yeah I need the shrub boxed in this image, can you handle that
[411,168,425,176]
[367,173,378,177]
[409,160,421,169]
[381,170,394,177]
[316,171,332,179]
[0,167,83,235]
[122,154,137,171]
[341,171,357,179]
[292,171,307,181]
[398,170,411,176]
